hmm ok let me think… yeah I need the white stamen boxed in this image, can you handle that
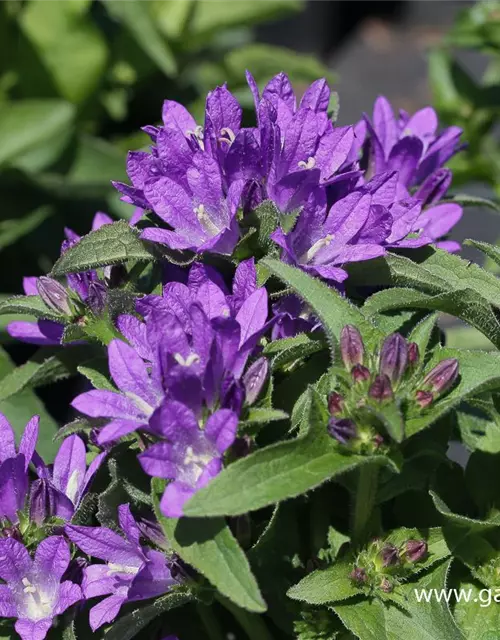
[186,125,205,150]
[22,578,36,594]
[193,204,221,237]
[219,127,236,145]
[174,353,200,367]
[124,392,154,417]
[299,234,335,264]
[297,156,316,170]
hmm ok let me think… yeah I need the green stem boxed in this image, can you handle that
[197,603,225,640]
[216,595,274,640]
[351,463,379,546]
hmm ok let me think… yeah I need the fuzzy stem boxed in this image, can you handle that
[197,604,225,640]
[351,463,379,546]
[216,595,274,640]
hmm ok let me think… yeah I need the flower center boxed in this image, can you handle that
[299,234,335,264]
[297,157,316,170]
[193,204,221,237]
[173,353,200,367]
[183,445,213,483]
[20,577,55,621]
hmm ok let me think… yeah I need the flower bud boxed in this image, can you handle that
[243,357,269,405]
[221,376,245,415]
[37,276,72,316]
[328,392,344,415]
[380,544,399,567]
[351,364,371,384]
[408,342,420,368]
[379,333,408,383]
[87,281,107,314]
[350,567,367,584]
[29,479,56,525]
[328,418,357,444]
[340,325,364,370]
[1,526,21,541]
[368,375,393,402]
[380,578,393,593]
[414,168,452,206]
[415,390,433,408]
[422,358,459,394]
[405,539,428,563]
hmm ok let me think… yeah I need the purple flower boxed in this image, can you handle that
[7,212,113,346]
[362,96,463,188]
[71,338,164,445]
[65,504,176,631]
[139,402,238,517]
[270,295,317,340]
[271,189,388,283]
[0,536,81,640]
[140,154,242,255]
[0,414,39,526]
[379,333,408,384]
[31,435,106,523]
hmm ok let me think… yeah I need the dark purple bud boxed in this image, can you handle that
[221,376,245,415]
[380,544,399,567]
[328,417,357,444]
[373,434,384,448]
[408,342,420,368]
[406,539,428,563]
[351,364,371,384]
[368,375,393,402]
[422,358,459,394]
[137,517,168,549]
[379,333,408,383]
[340,325,364,370]
[243,357,269,405]
[29,479,56,525]
[380,578,393,593]
[87,282,107,314]
[415,390,433,408]
[350,567,367,584]
[37,276,72,316]
[328,392,344,415]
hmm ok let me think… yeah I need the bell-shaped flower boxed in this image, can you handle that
[0,536,81,640]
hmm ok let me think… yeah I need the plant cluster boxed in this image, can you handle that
[1,67,500,640]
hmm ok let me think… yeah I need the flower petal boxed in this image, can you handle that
[72,390,143,420]
[52,435,86,499]
[89,594,127,631]
[18,415,39,469]
[0,413,15,462]
[15,618,52,640]
[108,339,159,408]
[65,525,141,566]
[0,538,32,583]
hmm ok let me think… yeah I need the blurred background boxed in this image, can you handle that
[1,0,500,429]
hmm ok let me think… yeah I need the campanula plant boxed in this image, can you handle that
[1,68,500,640]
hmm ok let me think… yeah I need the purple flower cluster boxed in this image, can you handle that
[72,258,271,517]
[114,73,463,282]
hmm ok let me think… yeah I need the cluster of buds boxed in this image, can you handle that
[349,537,428,594]
[327,325,459,451]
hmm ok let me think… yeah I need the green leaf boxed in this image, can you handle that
[457,400,500,453]
[103,1,177,77]
[0,207,52,252]
[0,356,69,401]
[366,400,405,443]
[0,346,58,462]
[253,199,280,252]
[184,389,395,518]
[104,590,191,640]
[446,194,500,214]
[364,287,500,349]
[152,479,266,613]
[21,0,108,103]
[430,491,500,532]
[240,407,288,426]
[465,239,500,267]
[78,363,116,392]
[406,348,500,437]
[408,313,439,361]
[334,560,462,640]
[262,258,383,351]
[50,221,157,276]
[454,580,500,639]
[0,100,75,167]
[189,0,301,39]
[0,295,62,323]
[288,560,361,605]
